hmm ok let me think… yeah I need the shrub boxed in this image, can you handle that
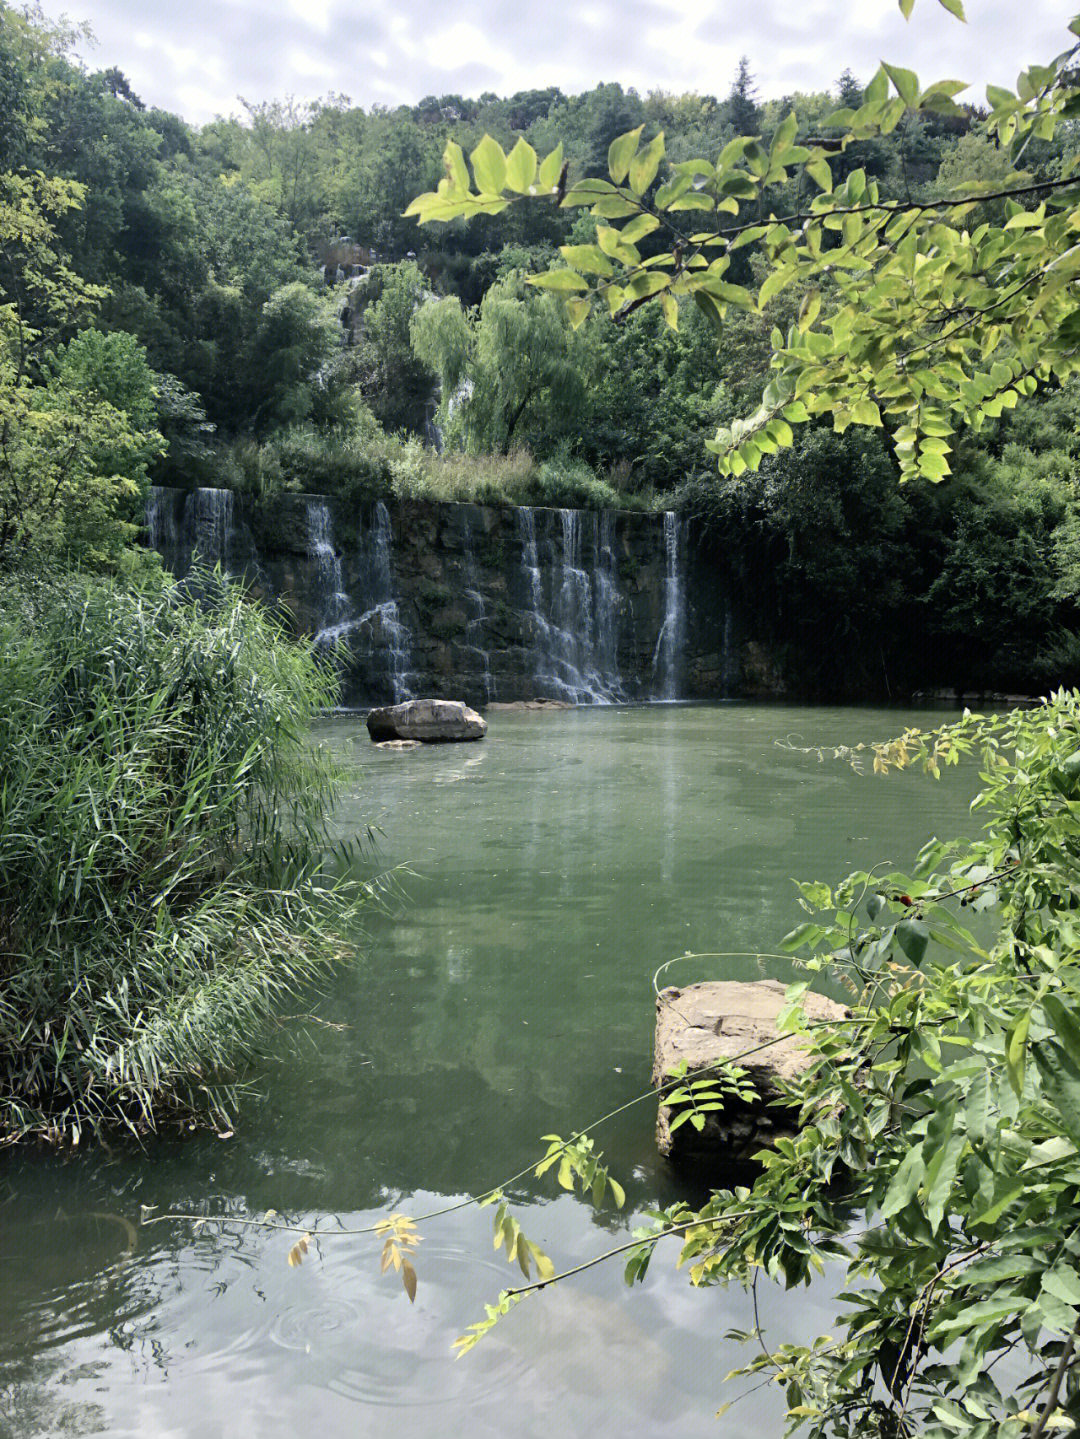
[0,572,366,1143]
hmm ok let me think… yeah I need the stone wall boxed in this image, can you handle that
[146,487,751,707]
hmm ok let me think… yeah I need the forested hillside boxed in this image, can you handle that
[3,0,1080,692]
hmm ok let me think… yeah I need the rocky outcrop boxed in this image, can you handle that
[652,980,849,1168]
[366,698,486,743]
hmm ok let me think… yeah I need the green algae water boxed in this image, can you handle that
[0,704,976,1439]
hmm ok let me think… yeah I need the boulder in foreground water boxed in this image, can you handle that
[366,698,487,743]
[652,980,849,1168]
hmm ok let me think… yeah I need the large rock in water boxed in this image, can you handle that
[366,698,487,744]
[652,980,849,1169]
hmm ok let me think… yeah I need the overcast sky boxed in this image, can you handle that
[66,0,1070,126]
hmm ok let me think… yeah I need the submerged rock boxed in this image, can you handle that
[486,698,573,711]
[366,698,486,743]
[652,979,849,1168]
[375,738,422,750]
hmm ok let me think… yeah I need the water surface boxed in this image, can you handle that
[0,703,976,1438]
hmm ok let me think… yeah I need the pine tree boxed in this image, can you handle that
[725,56,760,135]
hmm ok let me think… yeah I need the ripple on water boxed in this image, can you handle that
[322,1246,534,1408]
[269,1298,360,1353]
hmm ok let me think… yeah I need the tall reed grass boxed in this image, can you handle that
[0,572,365,1144]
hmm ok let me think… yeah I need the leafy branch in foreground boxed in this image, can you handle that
[405,12,1080,484]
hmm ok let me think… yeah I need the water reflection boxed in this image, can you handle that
[0,703,973,1438]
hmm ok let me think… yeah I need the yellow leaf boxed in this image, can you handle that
[402,1259,418,1302]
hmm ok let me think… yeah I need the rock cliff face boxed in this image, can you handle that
[146,487,752,707]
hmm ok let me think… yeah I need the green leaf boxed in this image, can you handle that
[758,267,795,310]
[851,398,883,428]
[620,213,661,245]
[566,297,590,329]
[702,279,753,309]
[779,922,822,954]
[559,244,614,276]
[972,1174,1029,1231]
[654,174,693,210]
[806,158,832,193]
[1042,993,1080,1067]
[504,138,538,194]
[694,289,725,337]
[880,1142,925,1217]
[935,0,966,17]
[471,136,507,195]
[899,0,915,16]
[526,270,590,292]
[589,195,642,219]
[932,1298,1024,1335]
[896,918,929,965]
[1037,1288,1078,1335]
[629,133,665,196]
[883,62,920,107]
[538,143,564,191]
[1035,1041,1080,1146]
[1007,1012,1030,1098]
[1043,1266,1080,1307]
[443,141,470,194]
[864,67,889,106]
[608,127,644,185]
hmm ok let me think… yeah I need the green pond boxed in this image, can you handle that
[0,703,977,1439]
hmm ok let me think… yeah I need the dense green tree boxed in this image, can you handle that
[354,261,436,434]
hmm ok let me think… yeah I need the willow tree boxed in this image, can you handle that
[411,271,593,453]
[398,8,1080,1436]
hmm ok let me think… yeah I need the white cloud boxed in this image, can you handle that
[72,0,1073,125]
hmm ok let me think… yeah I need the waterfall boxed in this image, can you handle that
[516,506,624,704]
[652,511,686,702]
[315,500,414,703]
[145,486,255,579]
[596,510,621,687]
[146,486,179,570]
[143,489,701,707]
[461,509,494,702]
[307,501,353,639]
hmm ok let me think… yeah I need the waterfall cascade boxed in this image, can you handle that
[145,485,256,579]
[460,509,494,703]
[145,490,704,707]
[516,506,625,704]
[652,511,686,701]
[313,499,414,703]
[308,501,352,637]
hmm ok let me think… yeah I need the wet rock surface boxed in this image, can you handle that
[366,698,486,743]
